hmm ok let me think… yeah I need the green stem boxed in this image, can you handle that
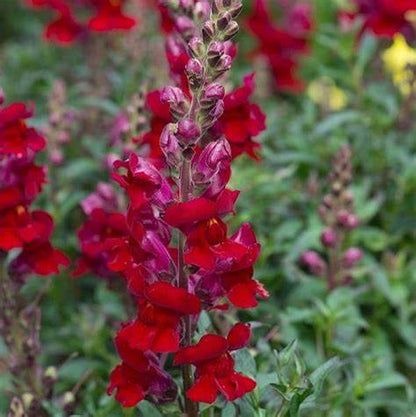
[178,159,198,417]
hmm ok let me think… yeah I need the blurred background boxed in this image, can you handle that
[0,0,415,415]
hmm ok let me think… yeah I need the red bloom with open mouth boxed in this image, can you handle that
[174,324,256,403]
[0,94,69,280]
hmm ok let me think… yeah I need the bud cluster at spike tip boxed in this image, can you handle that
[300,145,363,290]
[100,0,268,407]
[131,0,266,166]
[24,0,137,45]
[246,0,314,93]
[0,91,69,279]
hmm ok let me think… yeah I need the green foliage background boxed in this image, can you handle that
[0,0,415,416]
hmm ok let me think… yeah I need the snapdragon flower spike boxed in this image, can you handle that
[0,94,69,278]
[25,0,137,45]
[300,145,362,290]
[174,323,256,403]
[107,0,267,410]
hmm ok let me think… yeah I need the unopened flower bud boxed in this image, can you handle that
[212,0,224,14]
[160,124,182,167]
[188,37,205,58]
[178,117,201,144]
[207,41,225,66]
[44,366,58,381]
[213,54,232,74]
[0,87,4,105]
[200,83,225,108]
[202,99,224,129]
[194,0,211,21]
[320,228,337,248]
[222,20,239,41]
[300,251,327,277]
[194,136,231,182]
[161,86,187,118]
[175,16,195,39]
[342,247,362,268]
[229,0,243,18]
[186,59,204,89]
[217,11,232,30]
[337,210,359,229]
[202,20,216,43]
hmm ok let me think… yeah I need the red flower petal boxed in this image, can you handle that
[174,334,228,365]
[144,282,201,315]
[227,323,251,350]
[187,374,218,403]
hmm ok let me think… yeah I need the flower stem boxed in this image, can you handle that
[178,159,198,417]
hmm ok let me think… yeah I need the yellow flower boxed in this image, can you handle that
[307,77,348,111]
[382,34,416,96]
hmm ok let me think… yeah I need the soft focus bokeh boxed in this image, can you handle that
[0,0,415,415]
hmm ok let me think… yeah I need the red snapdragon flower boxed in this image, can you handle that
[346,0,416,39]
[0,102,46,157]
[25,0,137,44]
[88,0,136,32]
[116,282,201,352]
[74,208,128,278]
[247,0,313,93]
[174,323,256,403]
[211,74,266,160]
[0,95,69,279]
[108,330,177,407]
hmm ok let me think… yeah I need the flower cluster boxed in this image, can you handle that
[104,0,268,410]
[24,0,137,45]
[0,93,69,278]
[300,145,362,290]
[247,0,313,93]
[352,0,415,40]
[133,0,266,164]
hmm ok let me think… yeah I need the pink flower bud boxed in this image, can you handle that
[188,37,205,58]
[215,54,232,72]
[161,86,186,106]
[346,214,359,230]
[202,100,224,129]
[217,11,232,30]
[200,83,225,108]
[207,41,225,66]
[342,248,362,268]
[300,251,327,277]
[202,20,215,43]
[177,118,201,144]
[194,136,231,181]
[175,16,195,38]
[160,124,182,167]
[320,228,337,248]
[222,20,239,41]
[194,0,211,21]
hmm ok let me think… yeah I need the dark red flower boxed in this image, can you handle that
[0,103,46,157]
[116,283,201,352]
[74,208,128,278]
[45,12,84,45]
[174,324,256,403]
[88,0,136,32]
[348,0,416,39]
[211,74,266,160]
[108,332,177,407]
[247,0,313,93]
